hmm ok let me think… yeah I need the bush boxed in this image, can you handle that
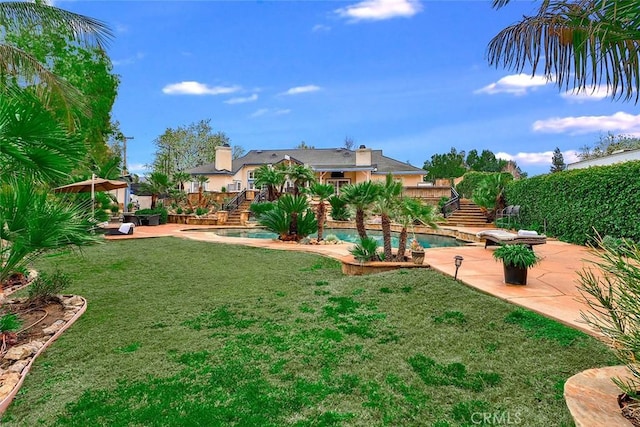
[505,161,640,244]
[350,236,380,262]
[195,207,208,216]
[456,172,512,199]
[329,196,350,221]
[249,202,275,219]
[579,236,640,397]
[28,270,70,304]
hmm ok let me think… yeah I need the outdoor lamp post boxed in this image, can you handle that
[454,255,464,280]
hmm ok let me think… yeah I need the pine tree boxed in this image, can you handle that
[550,147,566,173]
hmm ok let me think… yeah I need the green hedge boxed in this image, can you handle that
[136,207,168,224]
[456,172,512,199]
[504,162,640,244]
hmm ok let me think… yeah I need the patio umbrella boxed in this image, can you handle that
[54,174,129,219]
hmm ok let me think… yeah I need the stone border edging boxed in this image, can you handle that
[564,366,633,427]
[0,295,87,414]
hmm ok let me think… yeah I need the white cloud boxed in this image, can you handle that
[533,111,640,135]
[561,85,611,102]
[281,85,321,96]
[225,94,258,104]
[127,163,149,176]
[162,81,240,96]
[250,108,269,118]
[312,24,331,32]
[115,23,129,34]
[112,52,145,66]
[474,73,552,96]
[336,0,422,22]
[250,108,291,118]
[496,150,581,166]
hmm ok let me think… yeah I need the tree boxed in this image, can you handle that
[423,148,467,181]
[579,132,640,160]
[489,0,640,103]
[340,181,382,241]
[141,172,171,209]
[232,145,245,160]
[0,1,112,115]
[343,136,355,150]
[286,164,316,196]
[0,1,108,283]
[6,18,119,167]
[372,174,402,261]
[550,147,567,172]
[0,91,85,185]
[472,173,513,222]
[466,149,507,172]
[295,141,314,149]
[258,194,317,242]
[254,165,286,201]
[394,197,438,261]
[152,119,230,177]
[307,183,335,242]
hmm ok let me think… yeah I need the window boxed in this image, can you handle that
[326,179,350,195]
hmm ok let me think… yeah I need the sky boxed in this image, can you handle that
[57,0,640,176]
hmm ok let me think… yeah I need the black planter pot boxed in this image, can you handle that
[503,263,528,285]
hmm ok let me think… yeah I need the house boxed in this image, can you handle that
[567,147,640,170]
[185,145,425,194]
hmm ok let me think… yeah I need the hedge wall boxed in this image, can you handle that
[456,172,512,199]
[504,161,640,245]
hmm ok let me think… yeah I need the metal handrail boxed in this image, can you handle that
[441,187,460,218]
[253,188,268,203]
[223,189,247,212]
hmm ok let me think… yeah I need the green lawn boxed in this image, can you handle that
[3,238,616,426]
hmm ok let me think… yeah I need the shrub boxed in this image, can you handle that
[505,161,640,244]
[456,172,512,199]
[350,236,380,262]
[258,195,317,241]
[329,195,350,221]
[249,202,275,219]
[195,207,208,216]
[28,270,70,304]
[579,236,640,397]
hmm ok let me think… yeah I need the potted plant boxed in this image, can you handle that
[493,244,539,285]
[411,239,425,265]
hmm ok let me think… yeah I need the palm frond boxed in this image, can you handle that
[0,2,112,48]
[488,0,640,103]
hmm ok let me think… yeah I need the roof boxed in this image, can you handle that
[186,148,424,175]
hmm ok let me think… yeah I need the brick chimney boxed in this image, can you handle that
[215,144,232,171]
[355,145,372,166]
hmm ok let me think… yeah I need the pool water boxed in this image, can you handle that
[208,228,465,248]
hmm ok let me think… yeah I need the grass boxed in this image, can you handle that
[2,237,617,426]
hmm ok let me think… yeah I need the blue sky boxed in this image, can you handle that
[59,0,640,176]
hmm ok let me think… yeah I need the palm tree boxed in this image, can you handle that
[0,178,99,283]
[307,182,335,241]
[340,181,382,241]
[172,171,192,192]
[254,164,286,201]
[0,91,84,185]
[489,0,640,103]
[142,172,171,209]
[372,174,402,261]
[0,1,112,115]
[286,164,316,196]
[394,197,438,261]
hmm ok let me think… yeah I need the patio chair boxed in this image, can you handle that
[103,222,135,235]
[476,229,546,249]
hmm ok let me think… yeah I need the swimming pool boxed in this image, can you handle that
[206,228,466,248]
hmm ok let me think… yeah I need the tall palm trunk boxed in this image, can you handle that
[290,211,298,240]
[381,213,393,260]
[397,227,408,261]
[356,209,367,240]
[316,202,326,241]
